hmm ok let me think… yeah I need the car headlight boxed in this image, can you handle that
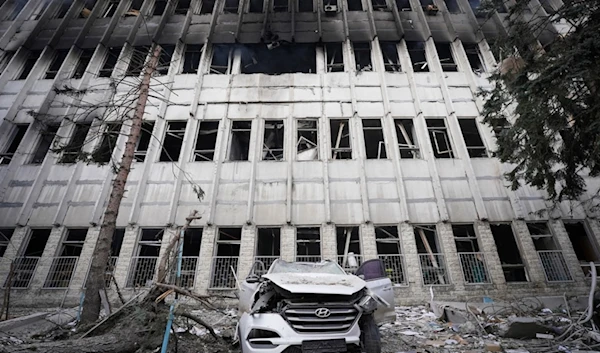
[359,295,378,313]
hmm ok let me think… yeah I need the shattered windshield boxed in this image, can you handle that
[269,260,346,275]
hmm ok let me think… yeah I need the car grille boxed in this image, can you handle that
[283,303,360,333]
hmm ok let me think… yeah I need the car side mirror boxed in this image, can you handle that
[358,274,365,280]
[246,274,260,284]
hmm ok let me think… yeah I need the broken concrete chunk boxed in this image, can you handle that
[485,342,502,352]
[501,317,552,339]
[535,333,554,339]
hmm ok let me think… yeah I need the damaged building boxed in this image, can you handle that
[0,0,599,307]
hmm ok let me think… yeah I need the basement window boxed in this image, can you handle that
[0,124,28,165]
[297,227,321,262]
[92,123,122,163]
[60,123,91,164]
[436,43,457,71]
[127,229,163,287]
[193,121,219,161]
[153,0,168,15]
[159,121,187,162]
[394,118,420,159]
[299,0,313,12]
[98,47,122,78]
[72,49,95,79]
[30,125,58,164]
[182,44,203,74]
[362,119,386,159]
[16,51,42,80]
[426,118,454,158]
[210,228,241,289]
[406,41,429,72]
[336,227,361,270]
[241,43,316,75]
[224,0,239,13]
[176,0,191,14]
[103,0,120,17]
[347,0,363,11]
[134,122,154,162]
[353,42,372,72]
[381,42,401,72]
[414,225,449,285]
[0,229,14,257]
[210,44,235,74]
[490,224,528,282]
[156,45,175,76]
[463,43,485,73]
[44,50,69,79]
[297,119,319,160]
[126,46,150,76]
[325,43,344,72]
[229,121,252,161]
[564,221,600,277]
[459,118,487,157]
[372,0,387,10]
[396,0,411,10]
[263,120,285,161]
[273,0,289,12]
[249,0,264,12]
[330,119,351,159]
[200,0,216,13]
[444,0,460,12]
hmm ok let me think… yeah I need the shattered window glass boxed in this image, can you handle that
[353,42,372,72]
[297,119,319,160]
[262,120,285,161]
[241,43,316,75]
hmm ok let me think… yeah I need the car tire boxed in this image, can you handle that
[360,314,381,353]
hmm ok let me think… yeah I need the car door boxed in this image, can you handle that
[355,259,395,324]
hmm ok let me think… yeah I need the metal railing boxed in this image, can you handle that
[4,257,40,288]
[209,256,239,289]
[127,256,158,287]
[538,250,573,282]
[458,252,491,284]
[253,256,280,275]
[336,254,363,273]
[295,255,322,263]
[378,254,407,285]
[178,257,198,288]
[418,253,450,286]
[43,257,79,288]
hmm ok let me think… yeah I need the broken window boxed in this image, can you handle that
[159,121,186,162]
[249,0,264,12]
[30,125,59,164]
[210,44,234,74]
[372,0,387,10]
[103,0,120,17]
[224,0,239,12]
[16,51,41,80]
[262,120,285,161]
[459,118,488,157]
[273,0,288,12]
[182,44,203,74]
[381,42,401,72]
[129,0,144,12]
[347,0,363,11]
[44,229,88,288]
[172,228,202,287]
[98,47,121,78]
[414,225,449,285]
[92,123,122,163]
[6,0,26,20]
[44,50,69,79]
[362,119,387,159]
[444,0,460,12]
[23,229,51,257]
[435,43,457,71]
[490,224,528,282]
[453,224,490,284]
[394,119,419,159]
[324,43,344,72]
[0,51,15,75]
[60,122,91,164]
[134,122,154,162]
[128,228,164,287]
[395,0,411,10]
[58,229,87,257]
[299,0,313,12]
[103,228,125,286]
[210,228,241,289]
[426,118,454,158]
[200,0,216,13]
[72,49,95,79]
[297,119,319,160]
[463,43,485,73]
[153,0,168,15]
[176,0,191,14]
[528,222,572,282]
[0,229,14,257]
[55,2,71,18]
[330,119,351,159]
[156,45,175,76]
[0,124,28,165]
[375,226,406,285]
[194,121,219,161]
[336,227,361,270]
[256,228,281,274]
[296,227,321,262]
[406,41,429,72]
[241,43,316,74]
[228,121,251,161]
[79,0,97,18]
[353,42,372,72]
[126,46,150,76]
[564,221,600,277]
[4,229,52,288]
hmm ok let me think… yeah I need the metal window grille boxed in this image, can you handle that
[43,257,79,288]
[418,253,449,285]
[336,254,363,272]
[209,256,239,289]
[458,252,491,284]
[538,250,573,282]
[4,257,40,288]
[168,256,198,288]
[127,256,158,287]
[378,254,407,285]
[253,256,280,275]
[296,255,322,263]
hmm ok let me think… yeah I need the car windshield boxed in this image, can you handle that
[269,260,346,275]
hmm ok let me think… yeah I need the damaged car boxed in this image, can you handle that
[237,259,395,353]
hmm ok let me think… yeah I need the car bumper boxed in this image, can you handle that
[239,312,362,353]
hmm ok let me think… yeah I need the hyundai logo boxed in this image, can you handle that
[314,308,331,318]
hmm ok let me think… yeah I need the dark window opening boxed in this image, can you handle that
[249,0,264,12]
[176,0,191,14]
[194,121,219,161]
[200,0,215,13]
[0,229,14,257]
[103,0,120,17]
[229,121,251,161]
[215,228,241,256]
[0,51,15,75]
[1,124,28,165]
[127,228,163,287]
[444,0,460,12]
[463,43,485,73]
[347,0,363,11]
[435,43,457,71]
[414,225,448,285]
[372,0,387,10]
[459,118,487,157]
[138,228,164,257]
[406,41,428,72]
[414,225,440,253]
[453,224,489,283]
[155,45,175,76]
[23,229,51,257]
[160,121,187,162]
[273,0,288,12]
[381,41,401,72]
[79,0,97,18]
[92,123,122,163]
[153,0,168,15]
[60,123,91,164]
[362,119,386,159]
[330,119,351,159]
[72,49,95,79]
[528,222,558,251]
[30,125,59,164]
[257,228,281,256]
[565,222,600,275]
[183,44,203,74]
[224,0,239,13]
[135,122,154,162]
[45,50,69,79]
[7,0,26,20]
[426,118,454,158]
[297,119,318,160]
[299,0,313,12]
[211,228,240,288]
[491,224,528,282]
[353,42,372,72]
[56,2,71,18]
[130,0,143,11]
[99,47,121,78]
[241,43,316,75]
[60,229,87,256]
[297,227,321,260]
[210,44,234,74]
[336,227,360,255]
[111,228,125,257]
[184,229,203,256]
[17,51,42,80]
[452,224,479,252]
[394,119,419,159]
[395,0,411,10]
[126,46,150,76]
[375,227,401,254]
[325,43,344,72]
[263,120,284,161]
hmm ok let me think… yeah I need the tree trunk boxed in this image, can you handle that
[80,45,162,324]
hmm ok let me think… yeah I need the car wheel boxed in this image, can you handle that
[360,314,381,353]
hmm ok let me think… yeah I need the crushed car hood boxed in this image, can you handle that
[261,273,366,295]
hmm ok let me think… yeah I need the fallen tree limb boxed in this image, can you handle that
[155,283,218,310]
[175,310,221,341]
[0,334,140,353]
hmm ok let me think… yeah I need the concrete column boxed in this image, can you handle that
[550,219,585,282]
[321,224,336,261]
[29,226,64,288]
[280,225,295,261]
[474,221,506,286]
[68,227,99,290]
[512,221,546,284]
[436,222,465,289]
[112,227,139,289]
[399,223,420,287]
[237,226,256,281]
[0,227,28,283]
[360,223,377,261]
[194,226,216,294]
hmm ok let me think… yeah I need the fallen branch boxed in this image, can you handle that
[78,292,144,340]
[155,283,217,310]
[175,309,221,341]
